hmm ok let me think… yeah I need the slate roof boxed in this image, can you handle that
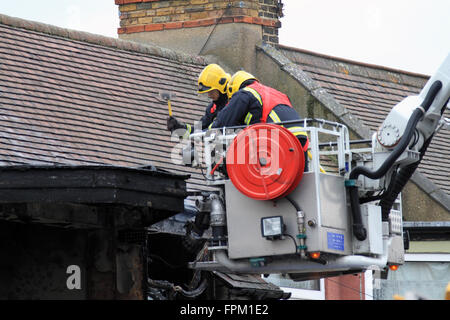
[269,44,449,207]
[0,14,212,193]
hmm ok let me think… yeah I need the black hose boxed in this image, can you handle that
[348,108,423,240]
[359,167,398,204]
[348,80,442,241]
[285,194,302,212]
[421,80,443,112]
[348,186,367,240]
[379,134,434,220]
[349,80,442,182]
[349,108,424,181]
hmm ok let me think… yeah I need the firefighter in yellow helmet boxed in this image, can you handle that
[166,64,230,138]
[211,70,310,170]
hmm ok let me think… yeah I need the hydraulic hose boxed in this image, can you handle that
[285,194,307,258]
[285,194,302,212]
[348,186,367,240]
[348,80,442,240]
[350,108,424,181]
[348,107,423,240]
[379,134,433,220]
[350,80,442,181]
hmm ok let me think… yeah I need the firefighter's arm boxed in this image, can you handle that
[200,102,215,130]
[167,116,192,139]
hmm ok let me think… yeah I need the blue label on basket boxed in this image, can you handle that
[327,232,345,251]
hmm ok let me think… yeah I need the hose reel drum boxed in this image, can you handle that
[226,123,305,200]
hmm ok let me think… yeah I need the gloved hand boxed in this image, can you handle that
[166,116,185,132]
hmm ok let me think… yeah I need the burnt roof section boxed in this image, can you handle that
[0,13,212,193]
[259,44,449,211]
[0,164,187,211]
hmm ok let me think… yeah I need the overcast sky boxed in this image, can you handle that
[1,0,449,75]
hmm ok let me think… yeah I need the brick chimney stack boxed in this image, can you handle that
[115,0,283,71]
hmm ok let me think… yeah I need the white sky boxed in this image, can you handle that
[1,0,449,75]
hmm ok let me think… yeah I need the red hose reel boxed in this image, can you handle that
[226,123,305,200]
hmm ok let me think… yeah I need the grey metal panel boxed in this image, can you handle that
[225,180,300,259]
[225,172,352,259]
[302,173,351,255]
[319,174,348,230]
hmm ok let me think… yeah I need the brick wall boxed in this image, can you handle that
[115,0,283,46]
[325,273,366,300]
[259,0,283,44]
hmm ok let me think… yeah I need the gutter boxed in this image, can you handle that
[404,221,450,241]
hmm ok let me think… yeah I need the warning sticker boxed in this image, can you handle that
[327,232,345,251]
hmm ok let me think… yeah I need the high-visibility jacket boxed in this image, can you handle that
[245,82,292,122]
[242,82,309,151]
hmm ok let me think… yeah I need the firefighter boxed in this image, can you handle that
[211,70,310,170]
[166,64,230,138]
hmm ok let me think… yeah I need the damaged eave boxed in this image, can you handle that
[257,43,450,212]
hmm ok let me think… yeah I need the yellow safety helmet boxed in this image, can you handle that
[227,70,258,99]
[197,64,230,94]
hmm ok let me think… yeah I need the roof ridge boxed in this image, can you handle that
[278,44,430,79]
[0,13,208,66]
